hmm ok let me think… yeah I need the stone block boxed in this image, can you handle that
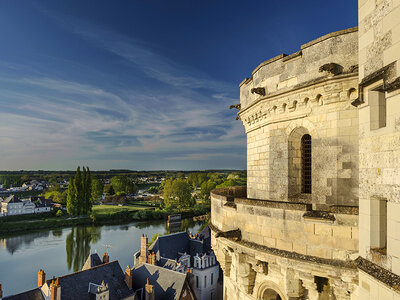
[315,223,333,236]
[333,226,352,239]
[384,41,400,66]
[292,243,307,255]
[306,246,332,259]
[276,239,293,251]
[263,236,276,247]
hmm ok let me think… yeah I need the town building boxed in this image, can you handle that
[0,195,52,217]
[134,226,220,300]
[1,195,24,216]
[210,0,400,299]
[0,252,194,300]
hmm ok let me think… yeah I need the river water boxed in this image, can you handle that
[0,219,204,297]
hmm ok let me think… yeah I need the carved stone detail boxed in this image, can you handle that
[251,87,266,96]
[215,229,241,241]
[319,63,343,76]
[253,260,268,275]
[229,104,241,110]
[237,254,256,295]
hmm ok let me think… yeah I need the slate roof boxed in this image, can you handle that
[199,224,211,252]
[82,253,103,270]
[158,257,178,270]
[3,195,22,203]
[46,261,134,300]
[131,263,188,300]
[3,288,44,300]
[149,232,190,260]
[149,230,212,267]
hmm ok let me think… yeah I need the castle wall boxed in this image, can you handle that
[357,0,400,299]
[240,64,359,208]
[211,188,359,300]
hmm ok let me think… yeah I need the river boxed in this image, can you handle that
[0,218,204,297]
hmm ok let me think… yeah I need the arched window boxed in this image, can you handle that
[301,134,312,193]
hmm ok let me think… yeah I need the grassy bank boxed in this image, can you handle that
[0,204,210,236]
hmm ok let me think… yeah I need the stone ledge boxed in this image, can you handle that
[330,205,359,215]
[303,211,336,222]
[235,197,311,211]
[301,26,358,50]
[210,222,356,269]
[356,256,400,292]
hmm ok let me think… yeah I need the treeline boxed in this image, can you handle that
[161,171,246,210]
[0,175,24,188]
[103,176,138,196]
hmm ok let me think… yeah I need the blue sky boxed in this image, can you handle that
[0,1,357,170]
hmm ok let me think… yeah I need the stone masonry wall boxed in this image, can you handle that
[238,28,360,209]
[241,76,360,209]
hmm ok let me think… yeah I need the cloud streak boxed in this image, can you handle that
[0,8,245,170]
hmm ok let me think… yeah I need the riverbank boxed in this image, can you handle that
[0,205,210,236]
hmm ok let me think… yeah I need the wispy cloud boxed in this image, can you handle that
[0,8,245,170]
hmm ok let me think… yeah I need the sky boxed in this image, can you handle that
[0,1,357,171]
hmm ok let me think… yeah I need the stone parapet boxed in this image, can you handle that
[211,187,359,261]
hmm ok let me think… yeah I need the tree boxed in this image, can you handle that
[163,178,192,209]
[104,184,115,195]
[111,175,138,195]
[200,179,218,204]
[66,178,77,215]
[91,177,104,202]
[66,166,93,216]
[147,186,159,194]
[74,167,83,214]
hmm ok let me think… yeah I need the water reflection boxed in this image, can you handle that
[65,226,101,272]
[0,231,50,254]
[0,219,204,297]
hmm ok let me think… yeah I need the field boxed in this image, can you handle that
[92,204,148,215]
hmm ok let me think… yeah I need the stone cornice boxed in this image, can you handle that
[210,222,356,270]
[239,72,358,116]
[356,256,400,292]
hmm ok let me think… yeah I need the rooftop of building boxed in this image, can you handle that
[131,263,189,300]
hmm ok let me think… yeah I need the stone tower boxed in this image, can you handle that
[212,27,360,300]
[211,1,400,299]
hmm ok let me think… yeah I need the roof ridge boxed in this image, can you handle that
[139,263,187,277]
[46,260,119,282]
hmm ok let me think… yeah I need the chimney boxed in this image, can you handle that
[102,252,109,264]
[125,265,133,289]
[38,269,46,287]
[0,283,3,298]
[145,278,155,300]
[50,278,60,300]
[139,234,148,264]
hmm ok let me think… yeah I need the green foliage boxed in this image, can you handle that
[104,184,115,195]
[111,176,138,195]
[56,210,63,217]
[66,178,77,215]
[91,177,104,202]
[200,180,218,204]
[163,178,192,209]
[149,233,162,246]
[66,166,93,216]
[0,174,22,188]
[187,173,209,187]
[147,186,159,194]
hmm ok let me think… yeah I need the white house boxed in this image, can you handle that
[22,200,35,214]
[1,195,24,216]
